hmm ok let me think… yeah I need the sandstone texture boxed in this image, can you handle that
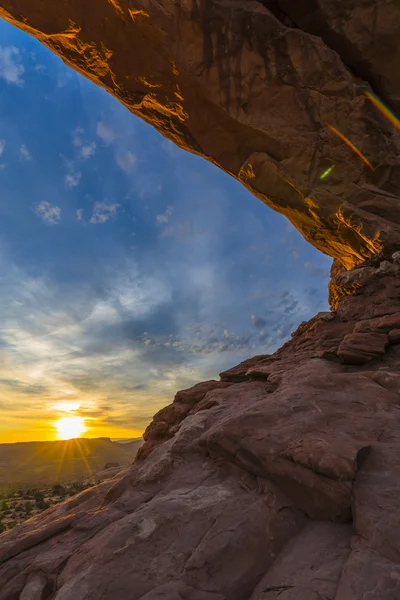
[1,259,400,598]
[2,0,400,598]
[2,0,400,267]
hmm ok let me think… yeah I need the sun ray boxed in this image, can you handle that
[54,438,70,483]
[73,438,96,482]
[328,125,374,171]
[13,440,54,471]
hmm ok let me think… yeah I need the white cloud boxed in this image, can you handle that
[0,46,24,86]
[90,202,119,224]
[96,121,115,145]
[111,262,172,318]
[72,127,84,147]
[0,140,5,157]
[116,151,136,173]
[71,128,96,160]
[33,63,46,74]
[76,208,83,221]
[80,142,96,160]
[65,171,81,189]
[156,206,173,224]
[56,71,73,89]
[19,144,32,161]
[35,201,61,225]
[160,221,194,242]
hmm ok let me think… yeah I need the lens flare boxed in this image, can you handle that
[320,165,335,180]
[328,125,374,171]
[365,91,400,130]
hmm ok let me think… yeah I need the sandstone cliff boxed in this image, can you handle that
[1,1,400,598]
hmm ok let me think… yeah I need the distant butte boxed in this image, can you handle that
[1,1,400,599]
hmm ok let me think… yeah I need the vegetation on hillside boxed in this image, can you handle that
[0,480,96,532]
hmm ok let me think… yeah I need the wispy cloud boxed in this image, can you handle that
[251,315,267,329]
[35,201,61,225]
[76,208,83,221]
[72,127,84,148]
[71,128,96,160]
[64,171,81,189]
[71,127,96,160]
[160,221,196,242]
[90,202,119,224]
[0,46,24,86]
[96,121,115,145]
[156,206,173,224]
[33,63,46,74]
[80,142,96,160]
[19,144,32,161]
[304,261,330,278]
[116,151,136,173]
[0,139,5,157]
[0,257,179,436]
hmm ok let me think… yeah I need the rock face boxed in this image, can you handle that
[1,258,400,598]
[2,0,400,267]
[2,1,400,598]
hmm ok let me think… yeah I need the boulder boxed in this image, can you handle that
[337,332,389,364]
[220,356,272,382]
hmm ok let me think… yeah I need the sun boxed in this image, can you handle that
[56,416,87,440]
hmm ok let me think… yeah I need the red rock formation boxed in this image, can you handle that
[0,256,400,598]
[1,1,400,598]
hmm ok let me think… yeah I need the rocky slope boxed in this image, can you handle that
[2,257,400,598]
[2,0,400,267]
[1,0,400,598]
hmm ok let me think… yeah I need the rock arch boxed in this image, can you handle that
[2,0,400,268]
[2,3,400,599]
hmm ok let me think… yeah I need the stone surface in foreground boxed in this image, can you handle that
[2,258,400,598]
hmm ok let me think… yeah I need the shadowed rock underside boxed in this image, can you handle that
[1,0,400,599]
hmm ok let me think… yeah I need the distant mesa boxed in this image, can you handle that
[0,437,143,487]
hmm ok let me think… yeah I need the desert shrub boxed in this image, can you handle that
[34,492,44,506]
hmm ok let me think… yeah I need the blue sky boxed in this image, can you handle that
[0,18,331,442]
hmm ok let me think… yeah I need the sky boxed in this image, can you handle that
[0,18,331,443]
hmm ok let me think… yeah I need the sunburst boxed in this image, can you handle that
[56,416,87,440]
